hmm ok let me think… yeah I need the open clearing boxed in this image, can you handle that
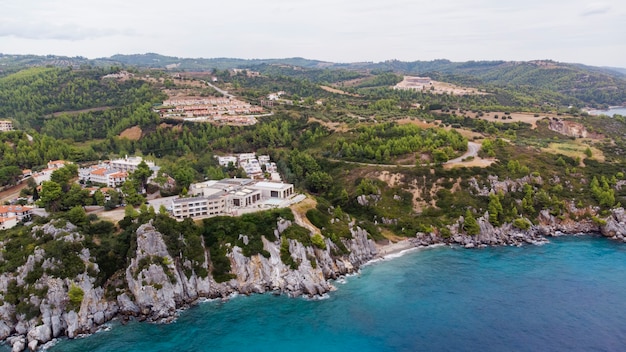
[320,85,360,97]
[542,141,605,164]
[119,126,142,140]
[395,77,486,96]
[308,117,350,132]
[396,117,484,139]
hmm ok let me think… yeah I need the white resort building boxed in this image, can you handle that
[171,178,296,220]
[79,156,159,186]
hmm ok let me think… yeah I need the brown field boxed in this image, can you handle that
[331,77,372,88]
[395,77,487,96]
[119,126,142,140]
[320,85,360,97]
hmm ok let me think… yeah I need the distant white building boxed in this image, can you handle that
[79,156,158,186]
[32,160,71,185]
[109,156,157,174]
[0,120,13,132]
[216,153,277,179]
[217,156,238,167]
[0,216,17,230]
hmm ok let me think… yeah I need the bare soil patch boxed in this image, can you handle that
[444,158,495,169]
[0,183,27,204]
[320,85,360,97]
[308,117,350,132]
[119,126,142,140]
[290,196,320,233]
[377,171,404,187]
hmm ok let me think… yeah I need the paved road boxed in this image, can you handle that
[202,80,234,98]
[445,141,480,164]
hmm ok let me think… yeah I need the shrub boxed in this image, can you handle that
[311,233,326,250]
[68,284,84,312]
[512,218,531,230]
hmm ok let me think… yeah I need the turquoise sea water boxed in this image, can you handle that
[6,235,626,352]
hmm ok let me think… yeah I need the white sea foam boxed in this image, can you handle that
[304,293,331,301]
[40,338,58,351]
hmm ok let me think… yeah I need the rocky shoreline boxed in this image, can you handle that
[3,208,626,351]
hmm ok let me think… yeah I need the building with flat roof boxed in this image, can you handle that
[0,120,13,132]
[171,178,295,220]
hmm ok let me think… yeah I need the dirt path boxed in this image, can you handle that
[290,196,320,235]
[0,183,27,204]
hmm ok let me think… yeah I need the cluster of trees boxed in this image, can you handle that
[331,123,467,163]
[0,67,165,130]
[39,102,159,142]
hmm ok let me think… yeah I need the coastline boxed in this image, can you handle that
[585,105,626,116]
[5,207,626,352]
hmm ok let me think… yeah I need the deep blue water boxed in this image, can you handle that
[7,236,626,351]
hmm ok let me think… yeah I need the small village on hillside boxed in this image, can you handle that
[0,152,298,229]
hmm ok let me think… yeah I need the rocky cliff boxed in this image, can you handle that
[0,219,377,351]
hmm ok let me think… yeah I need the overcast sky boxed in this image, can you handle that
[0,0,624,67]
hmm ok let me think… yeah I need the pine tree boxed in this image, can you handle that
[464,209,480,236]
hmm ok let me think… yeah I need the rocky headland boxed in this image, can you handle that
[3,207,626,351]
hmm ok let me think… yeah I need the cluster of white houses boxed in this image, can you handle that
[24,160,71,185]
[78,156,159,187]
[0,205,32,230]
[171,178,295,220]
[217,153,280,180]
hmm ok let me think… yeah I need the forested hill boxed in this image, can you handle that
[2,53,625,106]
[0,66,165,131]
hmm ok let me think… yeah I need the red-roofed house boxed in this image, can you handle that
[0,205,33,223]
